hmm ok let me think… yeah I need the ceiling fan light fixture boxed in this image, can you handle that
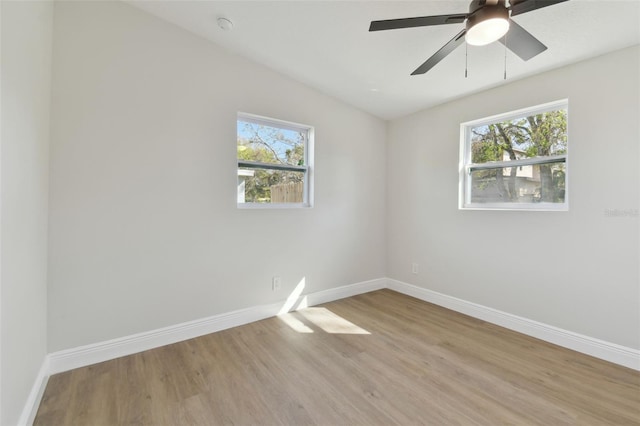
[465,6,510,46]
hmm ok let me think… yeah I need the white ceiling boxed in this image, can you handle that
[127,0,640,120]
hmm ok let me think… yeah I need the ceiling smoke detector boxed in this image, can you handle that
[217,17,234,31]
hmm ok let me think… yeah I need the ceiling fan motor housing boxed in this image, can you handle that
[468,0,508,14]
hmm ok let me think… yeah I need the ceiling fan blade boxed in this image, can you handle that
[369,14,467,32]
[500,20,547,61]
[411,29,466,75]
[510,0,569,17]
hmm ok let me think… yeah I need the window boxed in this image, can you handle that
[237,113,313,207]
[459,100,568,210]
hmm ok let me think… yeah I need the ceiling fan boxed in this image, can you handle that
[369,0,568,75]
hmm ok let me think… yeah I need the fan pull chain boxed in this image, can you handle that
[465,42,468,78]
[503,34,507,80]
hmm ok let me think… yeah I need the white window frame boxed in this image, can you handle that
[459,99,569,211]
[237,112,314,209]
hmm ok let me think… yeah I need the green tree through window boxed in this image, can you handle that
[461,101,568,210]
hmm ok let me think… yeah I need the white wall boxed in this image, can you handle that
[48,1,386,352]
[1,1,52,424]
[387,46,640,349]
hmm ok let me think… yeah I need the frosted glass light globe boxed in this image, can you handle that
[466,17,510,46]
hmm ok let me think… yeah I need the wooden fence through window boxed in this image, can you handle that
[270,181,303,203]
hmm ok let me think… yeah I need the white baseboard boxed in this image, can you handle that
[48,277,386,375]
[47,277,640,375]
[387,278,640,371]
[305,277,386,306]
[28,276,638,425]
[17,356,49,426]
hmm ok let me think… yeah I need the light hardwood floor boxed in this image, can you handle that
[35,289,640,425]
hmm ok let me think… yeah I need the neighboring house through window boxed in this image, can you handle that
[459,100,568,210]
[237,113,313,207]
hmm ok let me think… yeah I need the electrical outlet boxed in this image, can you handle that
[272,276,282,291]
[412,263,419,274]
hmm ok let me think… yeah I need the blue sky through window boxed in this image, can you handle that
[237,120,304,166]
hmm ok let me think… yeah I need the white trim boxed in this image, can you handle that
[25,277,639,421]
[237,202,309,210]
[460,99,569,128]
[17,357,49,426]
[469,154,566,171]
[49,304,279,375]
[305,278,385,306]
[461,202,568,211]
[48,278,386,374]
[238,112,312,134]
[387,279,640,371]
[46,277,640,374]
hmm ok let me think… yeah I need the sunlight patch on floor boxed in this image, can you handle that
[300,307,370,335]
[276,277,370,334]
[278,313,314,333]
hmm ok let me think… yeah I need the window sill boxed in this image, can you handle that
[460,202,568,211]
[237,202,312,210]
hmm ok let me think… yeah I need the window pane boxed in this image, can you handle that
[461,100,568,210]
[237,168,305,204]
[470,109,567,164]
[470,162,566,204]
[237,120,306,166]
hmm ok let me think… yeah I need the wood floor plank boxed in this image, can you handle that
[34,289,640,425]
